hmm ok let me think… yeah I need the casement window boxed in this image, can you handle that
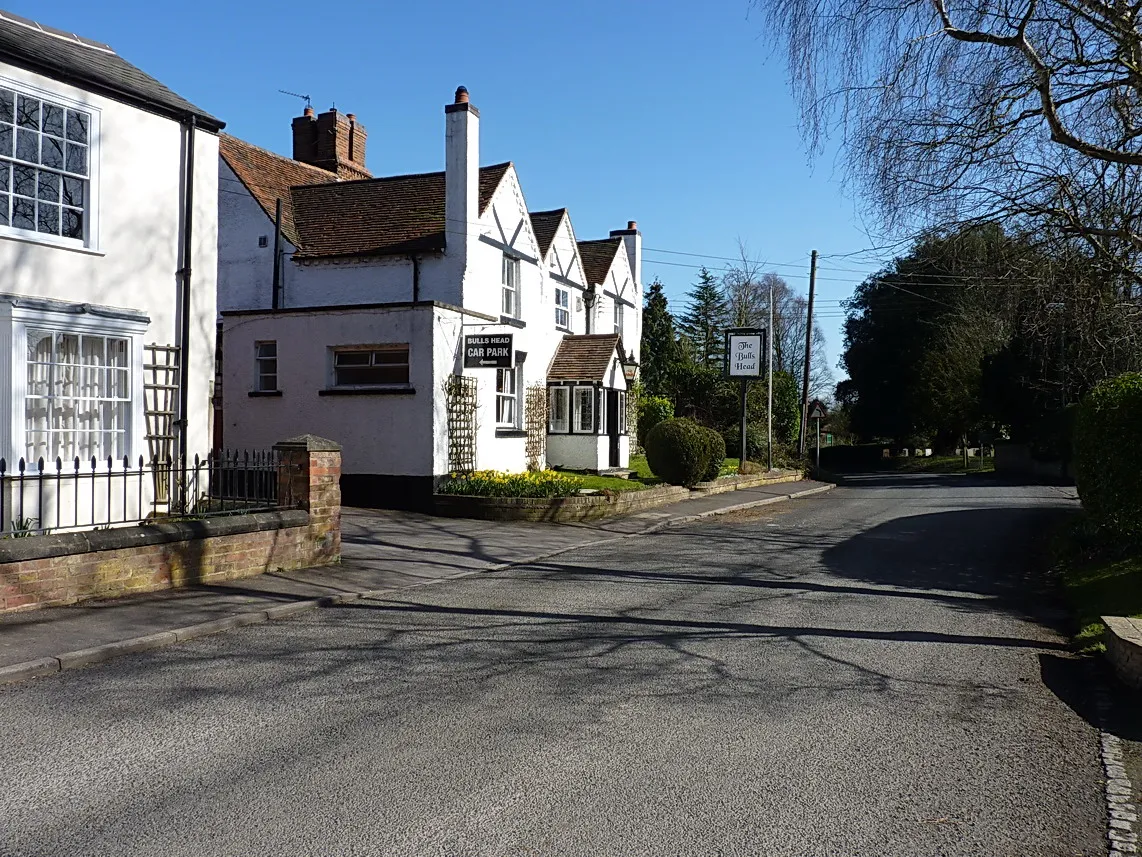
[614,301,624,335]
[25,330,131,463]
[332,344,410,387]
[548,386,569,433]
[555,287,570,330]
[502,255,521,318]
[0,86,93,245]
[618,391,628,434]
[255,341,277,392]
[496,366,522,427]
[574,386,595,433]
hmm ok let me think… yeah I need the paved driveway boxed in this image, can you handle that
[0,475,1104,856]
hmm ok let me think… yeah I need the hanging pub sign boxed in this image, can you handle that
[725,328,766,379]
[463,333,514,368]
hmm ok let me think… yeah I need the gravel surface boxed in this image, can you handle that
[0,475,1106,856]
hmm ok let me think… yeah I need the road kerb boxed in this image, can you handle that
[0,482,836,685]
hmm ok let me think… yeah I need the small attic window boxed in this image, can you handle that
[258,235,268,248]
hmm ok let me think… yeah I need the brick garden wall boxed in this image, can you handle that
[0,435,341,614]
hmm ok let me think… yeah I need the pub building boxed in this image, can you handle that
[215,87,642,508]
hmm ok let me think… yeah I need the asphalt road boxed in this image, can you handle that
[0,475,1106,857]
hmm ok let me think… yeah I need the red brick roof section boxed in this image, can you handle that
[529,208,566,259]
[547,334,625,382]
[221,131,513,260]
[577,237,623,286]
[220,134,337,246]
[290,163,510,259]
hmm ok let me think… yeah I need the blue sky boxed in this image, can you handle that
[12,0,890,382]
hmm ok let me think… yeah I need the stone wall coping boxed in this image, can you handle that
[0,510,311,564]
[1105,615,1142,644]
[273,435,342,452]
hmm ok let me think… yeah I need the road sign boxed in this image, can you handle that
[463,334,514,368]
[808,399,828,420]
[725,328,765,379]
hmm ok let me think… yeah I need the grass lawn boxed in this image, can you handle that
[570,454,743,493]
[889,455,996,474]
[1054,524,1142,651]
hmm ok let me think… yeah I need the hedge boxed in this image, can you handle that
[645,418,709,487]
[1073,373,1142,538]
[700,427,726,482]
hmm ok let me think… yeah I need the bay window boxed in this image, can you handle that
[549,386,569,433]
[574,386,595,433]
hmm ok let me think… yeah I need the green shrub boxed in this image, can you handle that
[1073,373,1142,538]
[722,425,767,460]
[699,426,726,482]
[645,418,708,487]
[438,470,583,498]
[637,396,675,447]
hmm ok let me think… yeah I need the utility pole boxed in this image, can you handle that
[799,250,818,457]
[767,275,774,471]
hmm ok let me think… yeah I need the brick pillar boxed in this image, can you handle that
[274,434,342,565]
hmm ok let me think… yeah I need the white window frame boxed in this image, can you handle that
[0,300,146,468]
[496,366,521,428]
[502,254,521,318]
[614,300,624,335]
[255,341,277,392]
[555,286,570,330]
[548,386,569,433]
[0,74,101,252]
[618,390,628,435]
[574,386,596,434]
[330,344,410,389]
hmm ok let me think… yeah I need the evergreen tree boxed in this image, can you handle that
[640,278,681,397]
[678,267,729,369]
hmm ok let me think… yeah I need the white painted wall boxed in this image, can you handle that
[221,306,447,474]
[0,61,218,464]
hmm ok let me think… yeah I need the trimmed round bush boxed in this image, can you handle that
[699,426,726,482]
[637,396,675,448]
[645,418,707,487]
[1073,373,1142,537]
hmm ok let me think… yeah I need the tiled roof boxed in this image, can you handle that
[529,209,565,259]
[220,135,334,246]
[290,163,511,259]
[0,10,223,130]
[548,334,624,382]
[577,238,623,286]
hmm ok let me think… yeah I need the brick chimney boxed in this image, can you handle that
[291,107,371,180]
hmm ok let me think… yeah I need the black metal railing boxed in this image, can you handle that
[0,449,298,537]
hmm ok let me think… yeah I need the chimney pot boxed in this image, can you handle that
[455,86,470,104]
[347,113,356,121]
[628,220,637,230]
[303,106,314,117]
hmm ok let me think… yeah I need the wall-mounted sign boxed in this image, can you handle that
[725,328,765,379]
[464,334,514,368]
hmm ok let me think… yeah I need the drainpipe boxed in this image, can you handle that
[584,286,596,334]
[410,254,421,302]
[177,115,196,478]
[271,198,283,309]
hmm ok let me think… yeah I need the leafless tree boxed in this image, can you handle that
[751,0,1142,289]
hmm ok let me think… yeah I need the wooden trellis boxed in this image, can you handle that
[143,343,179,504]
[445,374,477,474]
[525,385,548,471]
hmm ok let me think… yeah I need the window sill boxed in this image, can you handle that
[318,386,416,396]
[499,315,526,329]
[248,390,282,398]
[495,428,527,438]
[0,228,104,257]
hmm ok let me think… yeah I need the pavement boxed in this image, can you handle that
[0,478,832,676]
[0,473,1108,856]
